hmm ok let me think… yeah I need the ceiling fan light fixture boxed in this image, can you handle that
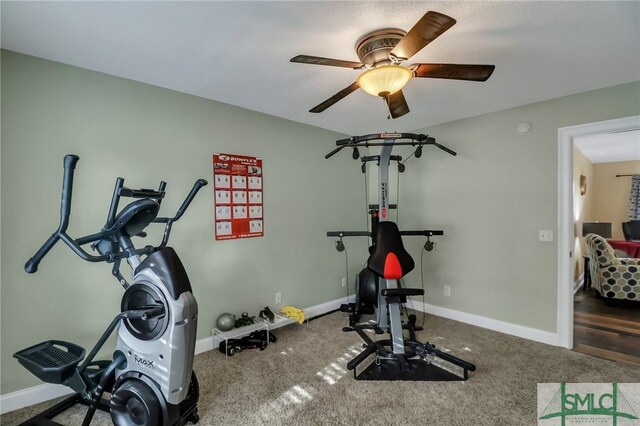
[357,65,413,97]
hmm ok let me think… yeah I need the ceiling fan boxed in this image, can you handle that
[291,11,495,119]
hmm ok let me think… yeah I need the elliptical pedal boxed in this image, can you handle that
[14,340,85,384]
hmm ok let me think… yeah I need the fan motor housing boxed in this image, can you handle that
[355,29,406,66]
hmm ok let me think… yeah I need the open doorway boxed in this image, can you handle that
[571,130,640,365]
[557,115,640,352]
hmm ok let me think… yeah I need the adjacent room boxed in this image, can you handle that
[1,2,639,425]
[572,133,640,365]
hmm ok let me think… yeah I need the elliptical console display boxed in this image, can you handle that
[14,154,207,426]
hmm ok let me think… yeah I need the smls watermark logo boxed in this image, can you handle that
[538,383,639,425]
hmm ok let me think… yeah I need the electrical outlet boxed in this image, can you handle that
[444,285,451,297]
[341,277,347,288]
[275,292,282,304]
[539,230,553,242]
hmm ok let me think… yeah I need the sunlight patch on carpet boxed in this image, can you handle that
[258,345,361,421]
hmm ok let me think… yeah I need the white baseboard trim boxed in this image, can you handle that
[194,334,215,355]
[409,300,560,347]
[0,383,73,415]
[303,294,354,319]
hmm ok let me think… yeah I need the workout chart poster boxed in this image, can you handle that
[213,153,263,240]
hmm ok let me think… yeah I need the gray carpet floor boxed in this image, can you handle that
[2,311,639,425]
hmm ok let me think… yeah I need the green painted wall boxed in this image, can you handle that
[399,81,640,332]
[0,50,368,394]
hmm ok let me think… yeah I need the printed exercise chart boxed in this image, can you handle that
[213,153,263,240]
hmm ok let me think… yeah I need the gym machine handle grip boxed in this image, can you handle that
[154,179,208,249]
[25,235,59,273]
[172,179,208,222]
[324,145,345,159]
[60,155,80,230]
[154,178,208,224]
[25,155,80,273]
[433,142,457,156]
[64,155,80,169]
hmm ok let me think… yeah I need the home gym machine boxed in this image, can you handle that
[14,154,207,425]
[326,133,476,381]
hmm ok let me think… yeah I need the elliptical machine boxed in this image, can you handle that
[326,133,476,381]
[14,155,207,425]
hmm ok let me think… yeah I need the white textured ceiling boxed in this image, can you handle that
[1,1,639,135]
[574,130,640,163]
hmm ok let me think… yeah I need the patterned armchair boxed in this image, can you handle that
[585,233,640,301]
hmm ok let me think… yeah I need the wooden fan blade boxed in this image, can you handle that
[412,63,495,81]
[385,90,410,119]
[291,55,364,69]
[390,11,456,61]
[310,82,360,113]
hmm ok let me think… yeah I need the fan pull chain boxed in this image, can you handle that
[382,97,391,119]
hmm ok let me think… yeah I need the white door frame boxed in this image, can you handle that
[557,115,640,349]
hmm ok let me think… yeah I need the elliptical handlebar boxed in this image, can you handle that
[25,155,208,274]
[178,179,208,218]
[60,154,80,230]
[153,179,208,249]
[325,132,456,159]
[25,155,109,273]
[154,179,208,224]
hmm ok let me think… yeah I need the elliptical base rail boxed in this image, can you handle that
[16,394,110,426]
